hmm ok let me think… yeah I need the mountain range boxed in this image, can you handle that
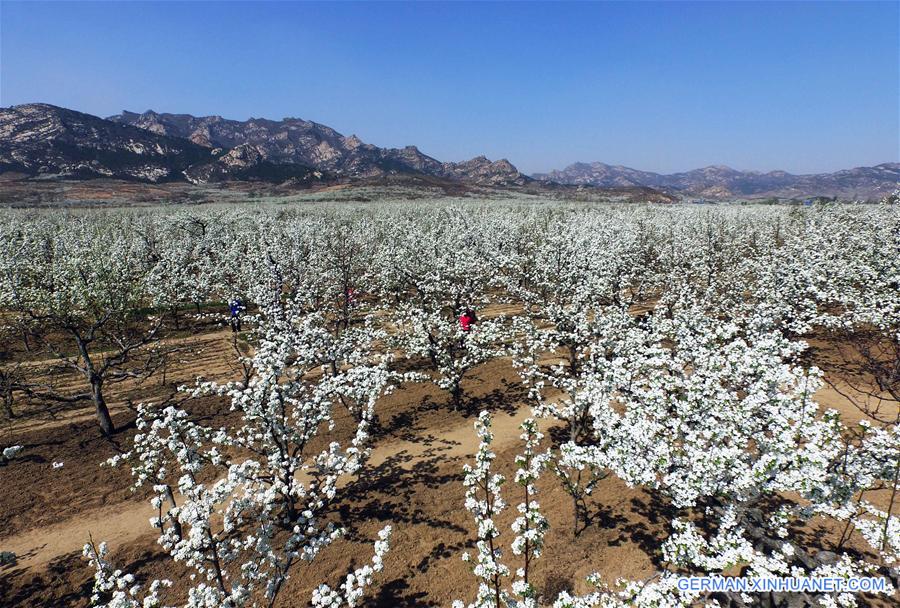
[532,161,898,200]
[0,104,528,188]
[0,103,895,200]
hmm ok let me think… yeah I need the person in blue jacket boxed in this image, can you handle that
[229,298,244,333]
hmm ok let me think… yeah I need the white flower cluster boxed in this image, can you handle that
[311,525,392,607]
[83,540,172,608]
[1,445,23,464]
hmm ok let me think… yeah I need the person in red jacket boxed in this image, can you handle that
[459,308,478,332]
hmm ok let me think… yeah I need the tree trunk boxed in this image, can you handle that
[91,375,115,435]
[451,383,462,411]
[75,334,115,435]
[882,456,900,551]
[573,492,580,537]
[164,485,183,540]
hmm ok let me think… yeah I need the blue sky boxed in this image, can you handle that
[1,1,897,174]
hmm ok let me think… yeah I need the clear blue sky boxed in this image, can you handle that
[1,1,897,174]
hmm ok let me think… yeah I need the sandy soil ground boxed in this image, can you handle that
[0,326,896,607]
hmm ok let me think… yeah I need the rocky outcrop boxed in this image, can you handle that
[182,144,328,184]
[442,156,530,186]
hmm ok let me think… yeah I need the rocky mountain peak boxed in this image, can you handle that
[343,134,364,149]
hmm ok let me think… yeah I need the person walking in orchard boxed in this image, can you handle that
[229,298,244,333]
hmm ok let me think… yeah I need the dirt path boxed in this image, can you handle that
[0,400,538,571]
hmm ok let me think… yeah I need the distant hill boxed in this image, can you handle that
[533,161,899,200]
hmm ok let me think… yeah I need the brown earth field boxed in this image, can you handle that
[0,323,897,607]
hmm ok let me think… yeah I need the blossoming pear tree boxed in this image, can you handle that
[91,299,394,608]
[453,413,549,608]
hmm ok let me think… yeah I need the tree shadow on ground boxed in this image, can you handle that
[0,551,92,608]
[340,446,467,536]
[624,492,681,566]
[462,376,530,417]
[377,372,530,438]
[371,577,437,607]
[575,500,631,540]
[413,540,466,574]
[376,395,446,439]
